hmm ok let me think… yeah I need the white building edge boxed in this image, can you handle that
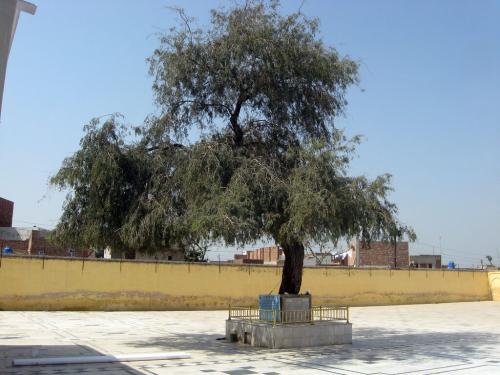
[0,0,36,119]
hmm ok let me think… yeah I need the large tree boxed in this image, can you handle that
[52,1,413,293]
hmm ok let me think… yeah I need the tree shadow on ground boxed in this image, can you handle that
[125,325,500,367]
[347,327,500,365]
[0,344,146,375]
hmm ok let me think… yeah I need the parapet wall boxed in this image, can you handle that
[0,256,493,311]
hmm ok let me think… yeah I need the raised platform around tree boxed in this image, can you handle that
[226,319,352,349]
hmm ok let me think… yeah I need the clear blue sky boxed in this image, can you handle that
[1,0,499,266]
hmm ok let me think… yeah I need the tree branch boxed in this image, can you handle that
[230,95,245,146]
[174,99,232,116]
[146,143,186,153]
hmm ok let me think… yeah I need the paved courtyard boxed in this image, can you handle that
[0,302,499,374]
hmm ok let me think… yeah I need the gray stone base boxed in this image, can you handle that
[226,319,352,349]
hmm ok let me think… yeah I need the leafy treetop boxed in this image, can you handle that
[51,1,414,291]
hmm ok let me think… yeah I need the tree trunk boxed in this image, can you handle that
[279,240,305,294]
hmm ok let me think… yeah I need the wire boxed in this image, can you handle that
[414,241,492,259]
[12,219,54,228]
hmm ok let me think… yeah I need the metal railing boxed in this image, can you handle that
[228,305,349,325]
[312,305,349,322]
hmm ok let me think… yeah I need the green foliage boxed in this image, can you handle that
[51,1,414,261]
[486,255,493,266]
[147,0,357,145]
[50,115,151,251]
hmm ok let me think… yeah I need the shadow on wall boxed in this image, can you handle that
[0,344,144,374]
[125,328,500,366]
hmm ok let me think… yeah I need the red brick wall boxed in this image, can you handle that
[29,231,89,257]
[0,198,14,227]
[359,241,409,268]
[0,239,29,254]
[1,229,89,257]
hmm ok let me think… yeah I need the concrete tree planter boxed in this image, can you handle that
[226,295,352,349]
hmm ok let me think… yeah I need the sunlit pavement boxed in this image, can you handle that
[1,301,499,374]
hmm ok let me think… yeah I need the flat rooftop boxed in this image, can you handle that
[1,302,499,374]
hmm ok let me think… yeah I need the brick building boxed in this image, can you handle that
[0,197,14,227]
[0,196,89,257]
[234,245,282,264]
[0,226,90,257]
[233,253,264,264]
[348,239,409,268]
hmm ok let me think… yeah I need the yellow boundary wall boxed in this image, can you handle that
[0,256,494,311]
[489,271,500,301]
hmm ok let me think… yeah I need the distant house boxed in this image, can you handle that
[0,196,89,257]
[348,239,409,268]
[410,255,441,269]
[103,247,184,261]
[232,241,410,268]
[233,245,282,265]
[0,226,36,254]
[0,226,90,257]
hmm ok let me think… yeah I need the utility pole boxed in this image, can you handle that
[393,233,397,269]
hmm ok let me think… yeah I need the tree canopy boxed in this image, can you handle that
[51,0,414,293]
